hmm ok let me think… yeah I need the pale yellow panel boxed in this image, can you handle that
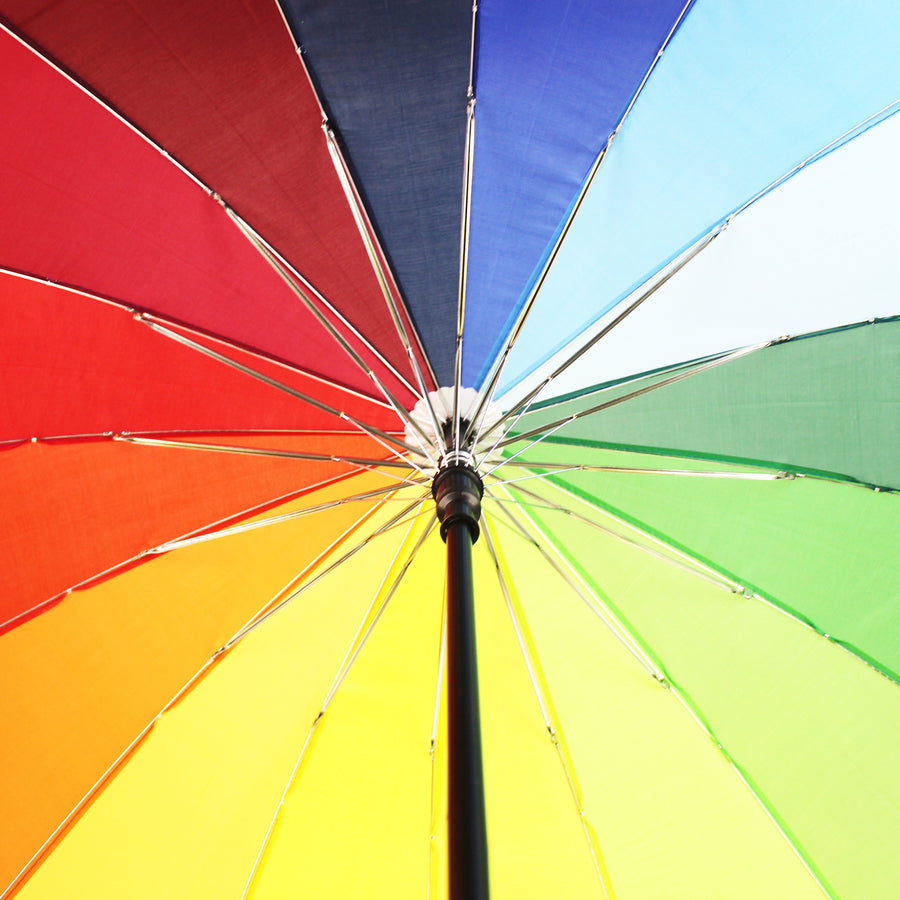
[484,507,823,900]
[15,491,429,900]
[471,531,609,900]
[248,514,444,899]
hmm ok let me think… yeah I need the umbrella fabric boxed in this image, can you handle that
[2,2,900,899]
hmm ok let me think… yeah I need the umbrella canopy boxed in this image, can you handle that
[2,2,900,898]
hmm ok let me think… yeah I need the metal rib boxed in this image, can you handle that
[490,341,768,453]
[150,482,424,553]
[480,523,615,898]
[223,493,431,650]
[123,433,425,486]
[323,127,447,455]
[239,510,433,900]
[473,226,724,456]
[138,315,422,462]
[453,94,477,459]
[226,212,442,468]
[485,485,664,681]
[500,481,741,594]
[0,265,394,415]
[467,1,478,97]
[118,435,414,469]
[488,463,786,484]
[452,0,479,459]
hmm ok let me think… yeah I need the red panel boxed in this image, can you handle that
[0,435,410,627]
[0,273,400,440]
[0,27,419,405]
[0,2,434,391]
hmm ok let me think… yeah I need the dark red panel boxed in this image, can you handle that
[0,24,421,404]
[0,273,400,440]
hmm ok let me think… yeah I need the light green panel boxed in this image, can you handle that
[497,445,900,683]
[507,482,900,900]
[482,506,824,900]
[518,319,900,489]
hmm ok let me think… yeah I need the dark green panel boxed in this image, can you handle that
[517,318,900,489]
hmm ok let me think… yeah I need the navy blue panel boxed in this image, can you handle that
[281,0,471,385]
[462,0,689,388]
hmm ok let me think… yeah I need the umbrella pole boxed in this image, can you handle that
[433,463,489,900]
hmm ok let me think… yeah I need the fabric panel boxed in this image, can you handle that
[281,0,472,385]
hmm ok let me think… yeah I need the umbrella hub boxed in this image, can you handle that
[406,386,502,470]
[432,463,484,543]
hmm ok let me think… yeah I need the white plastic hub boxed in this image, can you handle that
[404,387,502,470]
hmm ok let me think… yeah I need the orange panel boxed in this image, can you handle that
[0,435,407,626]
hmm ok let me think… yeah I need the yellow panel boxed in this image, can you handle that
[484,507,823,900]
[13,491,429,900]
[247,514,443,899]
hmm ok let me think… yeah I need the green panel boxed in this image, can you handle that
[496,446,900,683]
[506,481,900,900]
[517,318,900,490]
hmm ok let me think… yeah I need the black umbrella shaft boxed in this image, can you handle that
[446,518,489,900]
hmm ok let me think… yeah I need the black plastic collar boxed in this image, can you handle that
[432,464,484,543]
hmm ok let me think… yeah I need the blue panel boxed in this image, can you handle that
[462,0,689,388]
[281,0,471,385]
[498,0,900,394]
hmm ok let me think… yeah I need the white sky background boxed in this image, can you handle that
[496,110,900,407]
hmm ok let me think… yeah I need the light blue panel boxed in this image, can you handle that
[498,0,900,394]
[462,0,689,389]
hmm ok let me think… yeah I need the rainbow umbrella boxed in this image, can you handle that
[2,2,900,898]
